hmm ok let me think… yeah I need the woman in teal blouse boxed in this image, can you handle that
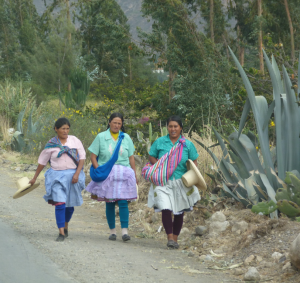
[85,113,137,242]
[148,116,200,248]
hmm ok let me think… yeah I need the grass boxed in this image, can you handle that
[0,115,10,144]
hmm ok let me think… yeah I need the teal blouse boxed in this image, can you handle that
[149,134,199,180]
[88,129,135,168]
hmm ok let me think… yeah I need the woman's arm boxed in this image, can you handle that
[72,159,85,184]
[29,164,45,185]
[193,159,198,167]
[149,156,158,165]
[129,155,138,184]
[91,153,99,169]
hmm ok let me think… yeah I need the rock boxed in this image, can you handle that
[198,255,206,261]
[15,167,21,171]
[210,211,226,222]
[244,255,255,265]
[205,255,214,261]
[290,233,300,269]
[233,268,244,276]
[232,221,248,234]
[188,252,195,257]
[244,267,261,281]
[25,165,38,171]
[260,261,274,268]
[151,213,159,223]
[282,262,292,271]
[272,252,283,262]
[209,221,229,234]
[180,227,190,237]
[202,242,208,248]
[256,256,263,262]
[195,226,207,236]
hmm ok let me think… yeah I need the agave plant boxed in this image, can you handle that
[195,48,300,212]
[11,106,41,152]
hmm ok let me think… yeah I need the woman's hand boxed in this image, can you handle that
[29,178,36,186]
[72,173,79,184]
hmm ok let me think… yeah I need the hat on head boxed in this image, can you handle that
[182,159,207,191]
[13,177,40,199]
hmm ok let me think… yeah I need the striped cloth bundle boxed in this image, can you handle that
[141,137,186,186]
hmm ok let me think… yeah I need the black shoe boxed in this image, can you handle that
[64,229,68,238]
[167,240,176,248]
[109,234,117,241]
[56,234,65,242]
[122,234,131,242]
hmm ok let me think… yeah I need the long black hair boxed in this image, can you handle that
[54,117,71,130]
[167,115,183,134]
[106,112,126,133]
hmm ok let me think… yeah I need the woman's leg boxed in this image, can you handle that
[161,209,173,240]
[118,200,129,235]
[173,212,184,243]
[106,202,116,235]
[64,207,74,236]
[55,204,66,236]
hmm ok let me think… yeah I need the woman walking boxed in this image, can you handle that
[29,117,86,242]
[85,113,137,241]
[145,116,200,249]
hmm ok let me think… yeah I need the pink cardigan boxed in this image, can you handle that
[38,135,86,170]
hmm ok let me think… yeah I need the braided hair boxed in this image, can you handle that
[106,112,126,133]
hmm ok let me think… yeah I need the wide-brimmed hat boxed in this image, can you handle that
[182,159,207,191]
[13,177,40,199]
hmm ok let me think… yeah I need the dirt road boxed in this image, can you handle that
[0,167,232,283]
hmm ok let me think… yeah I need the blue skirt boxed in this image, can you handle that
[43,168,85,207]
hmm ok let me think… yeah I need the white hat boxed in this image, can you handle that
[13,177,40,199]
[182,159,207,191]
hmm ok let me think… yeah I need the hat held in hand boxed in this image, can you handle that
[13,177,40,199]
[182,159,207,191]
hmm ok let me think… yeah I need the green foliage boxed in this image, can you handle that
[59,69,90,110]
[251,200,277,215]
[195,49,300,214]
[0,81,34,126]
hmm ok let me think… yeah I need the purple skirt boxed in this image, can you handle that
[85,165,137,202]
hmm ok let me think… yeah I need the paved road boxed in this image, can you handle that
[0,219,78,283]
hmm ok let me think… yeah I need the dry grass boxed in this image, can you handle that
[0,115,10,144]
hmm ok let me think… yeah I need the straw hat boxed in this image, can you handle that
[13,177,40,199]
[182,159,207,191]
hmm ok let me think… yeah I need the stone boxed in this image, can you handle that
[256,256,263,262]
[15,167,21,171]
[272,252,283,262]
[202,242,208,248]
[233,268,244,276]
[282,262,292,271]
[198,255,206,261]
[244,255,255,265]
[151,213,159,223]
[180,227,190,237]
[210,211,226,222]
[25,165,38,171]
[290,233,300,269]
[244,267,261,281]
[195,226,207,236]
[209,221,229,234]
[205,255,214,261]
[232,221,248,234]
[188,252,195,257]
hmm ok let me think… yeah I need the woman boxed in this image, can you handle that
[85,113,137,242]
[29,117,86,242]
[147,116,200,249]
